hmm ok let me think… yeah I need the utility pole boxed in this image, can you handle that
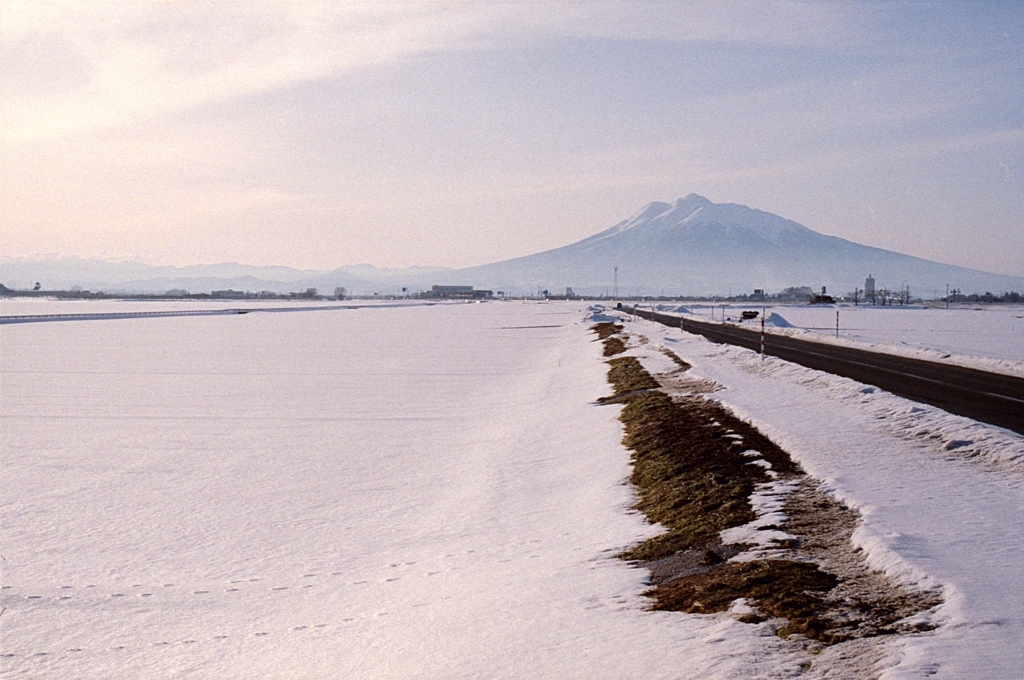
[613,266,618,300]
[946,284,949,309]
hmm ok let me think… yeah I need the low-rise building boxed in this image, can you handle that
[427,285,492,299]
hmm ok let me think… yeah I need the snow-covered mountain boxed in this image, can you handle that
[4,195,1021,297]
[435,194,1024,297]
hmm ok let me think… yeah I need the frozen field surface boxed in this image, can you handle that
[4,301,1024,679]
[3,302,807,679]
[0,297,425,318]
[676,304,1024,376]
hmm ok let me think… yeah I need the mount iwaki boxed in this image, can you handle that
[435,194,1024,298]
[4,195,1022,297]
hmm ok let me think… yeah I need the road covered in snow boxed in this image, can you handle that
[2,300,1023,678]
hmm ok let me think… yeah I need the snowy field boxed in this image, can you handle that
[670,303,1024,377]
[0,297,421,317]
[2,302,807,679]
[3,301,1023,678]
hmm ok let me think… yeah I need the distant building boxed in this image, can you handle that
[565,287,575,298]
[752,288,765,300]
[432,285,473,296]
[211,289,246,298]
[427,285,492,299]
[809,286,835,304]
[864,274,876,304]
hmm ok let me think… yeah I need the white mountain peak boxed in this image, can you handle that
[593,194,810,244]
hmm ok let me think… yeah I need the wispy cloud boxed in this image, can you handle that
[1,1,860,142]
[1,2,502,141]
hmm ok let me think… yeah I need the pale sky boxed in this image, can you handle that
[2,1,1022,276]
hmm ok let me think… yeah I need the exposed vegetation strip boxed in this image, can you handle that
[593,323,941,648]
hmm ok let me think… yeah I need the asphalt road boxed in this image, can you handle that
[621,305,1024,436]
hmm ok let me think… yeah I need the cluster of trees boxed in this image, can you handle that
[946,290,1021,304]
[776,286,815,301]
[744,286,1023,305]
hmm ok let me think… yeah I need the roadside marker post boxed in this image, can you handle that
[760,313,765,360]
[836,310,840,339]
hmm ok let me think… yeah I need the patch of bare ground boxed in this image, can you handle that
[782,480,941,642]
[603,337,627,356]
[654,348,725,393]
[591,323,942,672]
[596,356,660,404]
[594,322,628,356]
[659,347,691,371]
[592,322,623,340]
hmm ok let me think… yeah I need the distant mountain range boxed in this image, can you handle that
[0,257,449,297]
[3,195,1022,297]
